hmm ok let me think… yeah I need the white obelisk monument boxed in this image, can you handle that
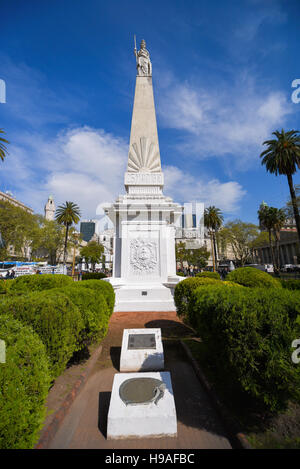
[104,39,183,312]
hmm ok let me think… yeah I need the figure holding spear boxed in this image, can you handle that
[133,36,152,76]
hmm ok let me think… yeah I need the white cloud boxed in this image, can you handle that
[157,74,293,169]
[0,126,245,219]
[0,127,127,218]
[163,165,246,214]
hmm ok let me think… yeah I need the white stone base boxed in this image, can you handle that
[107,372,177,440]
[104,278,182,312]
[120,328,164,372]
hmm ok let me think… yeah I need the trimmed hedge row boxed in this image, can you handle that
[0,291,84,378]
[281,279,300,291]
[79,279,115,314]
[188,284,300,411]
[82,272,107,280]
[196,271,221,280]
[174,277,241,321]
[0,315,51,448]
[51,285,110,345]
[226,267,281,289]
[9,274,74,293]
[0,281,8,294]
[0,274,114,448]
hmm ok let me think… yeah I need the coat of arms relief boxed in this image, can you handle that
[130,239,158,274]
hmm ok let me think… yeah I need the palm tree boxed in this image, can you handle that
[258,203,286,274]
[0,129,9,162]
[55,201,81,265]
[258,202,276,270]
[204,206,223,272]
[260,129,300,244]
[272,208,286,272]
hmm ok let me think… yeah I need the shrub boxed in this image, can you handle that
[82,272,107,280]
[281,279,300,291]
[0,291,84,378]
[189,285,300,411]
[174,277,221,320]
[227,267,282,289]
[79,279,115,315]
[0,315,51,448]
[222,281,244,287]
[0,281,7,294]
[196,271,221,280]
[51,285,110,345]
[9,274,74,293]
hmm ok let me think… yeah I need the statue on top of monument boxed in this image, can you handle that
[134,37,152,76]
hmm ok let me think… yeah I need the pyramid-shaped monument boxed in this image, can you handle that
[104,39,183,311]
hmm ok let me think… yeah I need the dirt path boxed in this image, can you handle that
[44,311,232,449]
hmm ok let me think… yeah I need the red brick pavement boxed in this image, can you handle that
[42,310,232,449]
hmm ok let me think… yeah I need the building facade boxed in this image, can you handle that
[80,220,96,242]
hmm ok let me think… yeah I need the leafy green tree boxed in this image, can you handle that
[55,201,81,264]
[186,246,210,270]
[204,206,223,271]
[219,220,260,267]
[248,230,270,257]
[0,200,38,259]
[30,217,66,265]
[175,241,188,270]
[0,129,9,162]
[260,129,300,244]
[80,241,104,271]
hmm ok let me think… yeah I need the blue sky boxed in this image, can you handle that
[0,0,300,225]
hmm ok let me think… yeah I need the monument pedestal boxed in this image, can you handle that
[107,372,177,440]
[111,282,176,312]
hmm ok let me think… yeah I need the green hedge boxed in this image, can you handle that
[51,285,110,345]
[281,279,300,290]
[0,315,51,448]
[189,285,300,411]
[0,281,7,294]
[9,274,74,293]
[227,267,282,289]
[174,277,222,320]
[82,272,107,280]
[196,271,221,280]
[0,291,84,378]
[79,279,115,314]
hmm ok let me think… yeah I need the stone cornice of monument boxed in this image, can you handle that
[124,38,164,198]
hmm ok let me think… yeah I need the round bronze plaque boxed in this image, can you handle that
[119,378,166,406]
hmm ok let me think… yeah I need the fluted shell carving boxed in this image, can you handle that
[127,137,161,173]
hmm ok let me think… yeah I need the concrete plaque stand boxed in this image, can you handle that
[107,371,177,440]
[120,328,164,372]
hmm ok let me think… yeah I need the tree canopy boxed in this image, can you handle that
[80,241,104,270]
[218,220,260,267]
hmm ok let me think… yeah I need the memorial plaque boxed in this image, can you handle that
[128,333,156,350]
[119,377,165,406]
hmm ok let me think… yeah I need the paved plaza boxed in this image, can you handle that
[46,311,232,449]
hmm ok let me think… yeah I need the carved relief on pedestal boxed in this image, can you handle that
[130,238,158,274]
[127,137,161,173]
